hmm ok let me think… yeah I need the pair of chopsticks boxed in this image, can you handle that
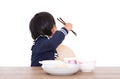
[57,17,77,36]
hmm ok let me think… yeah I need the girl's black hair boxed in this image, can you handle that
[29,12,56,40]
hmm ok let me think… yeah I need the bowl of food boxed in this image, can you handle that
[39,60,79,75]
[63,57,78,64]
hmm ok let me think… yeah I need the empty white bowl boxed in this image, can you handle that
[39,60,79,75]
[78,60,96,72]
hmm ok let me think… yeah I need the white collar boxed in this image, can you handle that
[35,35,49,41]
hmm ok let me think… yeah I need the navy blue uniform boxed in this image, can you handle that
[31,27,68,66]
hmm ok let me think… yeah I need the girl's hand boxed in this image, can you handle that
[64,23,73,31]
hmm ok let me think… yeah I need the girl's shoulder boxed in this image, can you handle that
[34,35,48,43]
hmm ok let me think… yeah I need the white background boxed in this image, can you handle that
[0,0,120,66]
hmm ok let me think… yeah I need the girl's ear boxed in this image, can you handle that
[51,25,57,34]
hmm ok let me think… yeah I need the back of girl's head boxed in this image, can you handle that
[29,12,56,40]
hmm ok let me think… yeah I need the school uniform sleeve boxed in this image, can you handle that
[41,27,68,52]
[49,27,68,48]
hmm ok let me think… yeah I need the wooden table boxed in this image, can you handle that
[0,67,120,79]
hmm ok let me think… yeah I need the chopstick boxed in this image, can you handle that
[57,17,77,36]
[57,17,66,25]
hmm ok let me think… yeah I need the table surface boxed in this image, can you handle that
[0,67,120,79]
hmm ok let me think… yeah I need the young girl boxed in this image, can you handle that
[29,12,72,66]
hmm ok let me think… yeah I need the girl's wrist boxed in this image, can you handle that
[60,27,68,36]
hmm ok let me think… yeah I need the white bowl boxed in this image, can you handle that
[78,60,96,72]
[39,60,79,75]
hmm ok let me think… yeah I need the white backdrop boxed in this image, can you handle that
[0,0,120,66]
